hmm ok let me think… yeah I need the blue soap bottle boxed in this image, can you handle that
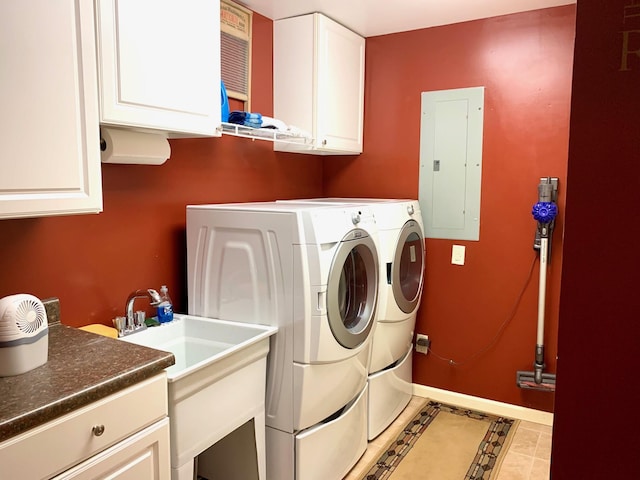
[221,80,230,122]
[157,285,174,324]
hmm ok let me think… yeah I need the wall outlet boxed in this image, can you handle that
[415,334,430,354]
[451,245,466,265]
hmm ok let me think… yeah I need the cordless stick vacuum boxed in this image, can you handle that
[517,177,558,392]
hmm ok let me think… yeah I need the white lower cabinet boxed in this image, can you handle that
[0,374,169,480]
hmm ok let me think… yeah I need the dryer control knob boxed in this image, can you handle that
[351,212,361,224]
[407,204,415,215]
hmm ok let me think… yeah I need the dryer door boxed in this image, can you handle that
[327,229,379,349]
[392,220,425,314]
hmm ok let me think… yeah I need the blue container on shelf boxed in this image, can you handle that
[221,80,230,122]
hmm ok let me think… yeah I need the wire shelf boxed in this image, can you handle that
[218,122,313,145]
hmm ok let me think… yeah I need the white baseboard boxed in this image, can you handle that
[412,384,554,426]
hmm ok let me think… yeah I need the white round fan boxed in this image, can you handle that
[0,294,49,377]
[0,294,47,341]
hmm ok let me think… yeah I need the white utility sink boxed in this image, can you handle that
[121,314,277,480]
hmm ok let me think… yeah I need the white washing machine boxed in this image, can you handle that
[186,202,380,480]
[279,198,425,440]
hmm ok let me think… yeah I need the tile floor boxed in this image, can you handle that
[496,420,552,480]
[344,396,552,480]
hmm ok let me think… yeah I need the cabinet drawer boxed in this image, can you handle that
[0,373,167,479]
[52,418,170,480]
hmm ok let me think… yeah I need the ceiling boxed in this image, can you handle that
[236,0,576,37]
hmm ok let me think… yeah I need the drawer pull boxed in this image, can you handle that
[92,424,105,437]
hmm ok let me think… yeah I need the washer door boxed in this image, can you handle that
[391,220,425,314]
[327,229,379,349]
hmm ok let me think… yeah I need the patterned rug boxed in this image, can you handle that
[362,401,518,480]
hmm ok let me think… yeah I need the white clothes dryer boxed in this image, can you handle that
[278,198,426,440]
[186,202,379,480]
[362,199,424,370]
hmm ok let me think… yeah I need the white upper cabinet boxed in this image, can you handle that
[0,0,102,219]
[95,0,221,136]
[274,13,365,155]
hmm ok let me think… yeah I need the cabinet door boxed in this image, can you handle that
[0,373,167,479]
[0,0,102,219]
[273,13,365,155]
[96,0,221,136]
[315,15,365,154]
[53,419,171,480]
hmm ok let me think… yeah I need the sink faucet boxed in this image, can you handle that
[125,288,162,330]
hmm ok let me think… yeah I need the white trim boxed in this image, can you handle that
[412,384,554,427]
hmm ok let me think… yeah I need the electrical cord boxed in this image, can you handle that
[426,251,539,367]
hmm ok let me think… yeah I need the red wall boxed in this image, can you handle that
[552,0,640,477]
[0,13,323,325]
[0,7,577,415]
[324,6,576,412]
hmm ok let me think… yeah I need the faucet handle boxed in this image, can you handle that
[128,288,161,305]
[113,316,127,337]
[147,288,161,305]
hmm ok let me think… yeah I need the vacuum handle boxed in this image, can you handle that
[537,237,549,346]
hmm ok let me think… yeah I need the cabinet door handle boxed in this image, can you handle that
[322,139,327,146]
[92,424,105,437]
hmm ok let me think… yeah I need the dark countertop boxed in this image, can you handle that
[0,321,174,443]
